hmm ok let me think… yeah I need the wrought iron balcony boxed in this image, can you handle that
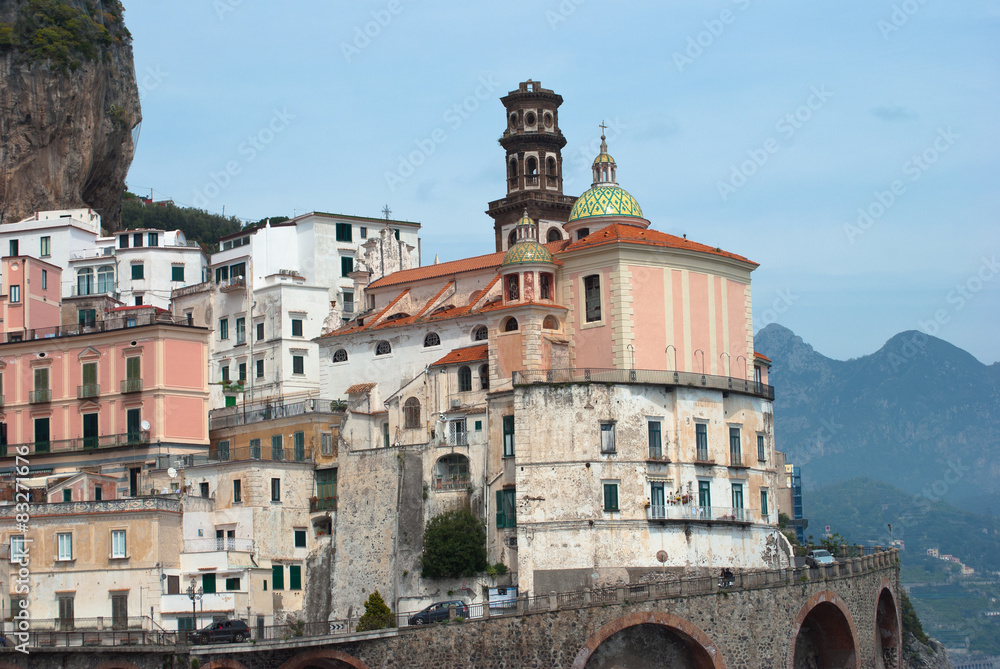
[310,496,338,512]
[646,504,760,523]
[121,378,143,393]
[77,384,100,399]
[0,430,150,457]
[513,368,775,401]
[29,388,51,403]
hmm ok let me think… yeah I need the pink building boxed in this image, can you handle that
[0,255,62,335]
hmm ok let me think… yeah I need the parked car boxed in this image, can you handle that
[408,600,469,625]
[806,549,836,567]
[189,619,250,644]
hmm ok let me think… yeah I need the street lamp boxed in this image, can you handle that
[186,578,203,635]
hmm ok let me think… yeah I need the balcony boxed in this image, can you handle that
[646,504,760,524]
[513,368,775,401]
[208,396,340,430]
[121,378,143,393]
[219,276,246,292]
[183,537,255,553]
[310,496,338,512]
[0,314,199,345]
[434,475,471,491]
[77,384,100,399]
[207,444,312,463]
[29,388,51,403]
[1,430,150,457]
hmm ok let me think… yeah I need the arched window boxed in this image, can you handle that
[540,273,553,300]
[526,157,538,176]
[375,341,391,356]
[458,366,472,392]
[542,315,559,330]
[76,268,93,296]
[473,325,488,341]
[423,332,440,347]
[504,317,519,332]
[577,228,590,240]
[546,228,562,242]
[332,349,348,363]
[97,265,114,293]
[436,454,470,489]
[508,158,518,178]
[506,274,519,301]
[479,364,490,390]
[403,397,420,428]
[584,275,601,323]
[508,230,517,248]
[547,156,557,175]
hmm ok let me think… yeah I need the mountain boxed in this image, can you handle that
[755,324,1000,513]
[0,0,140,229]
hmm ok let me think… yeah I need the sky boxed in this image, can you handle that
[122,1,999,365]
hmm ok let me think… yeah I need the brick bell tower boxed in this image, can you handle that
[487,80,577,252]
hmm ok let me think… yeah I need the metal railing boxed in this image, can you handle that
[183,537,255,553]
[121,378,143,393]
[208,397,340,430]
[434,476,471,491]
[77,383,100,399]
[15,616,177,647]
[0,314,199,344]
[310,496,338,512]
[29,388,51,403]
[1,430,150,456]
[207,444,313,463]
[219,276,247,292]
[646,504,760,523]
[513,368,775,400]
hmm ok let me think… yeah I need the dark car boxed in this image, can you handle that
[408,600,469,625]
[189,619,250,644]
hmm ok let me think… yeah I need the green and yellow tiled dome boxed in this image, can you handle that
[593,152,616,165]
[568,185,643,222]
[503,240,554,265]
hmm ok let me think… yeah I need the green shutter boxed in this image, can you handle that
[126,357,140,380]
[272,565,284,590]
[496,490,504,528]
[202,573,216,594]
[289,565,302,590]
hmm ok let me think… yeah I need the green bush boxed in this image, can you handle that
[899,589,929,645]
[355,590,395,632]
[5,0,130,72]
[421,508,487,579]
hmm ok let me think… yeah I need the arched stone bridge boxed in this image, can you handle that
[1,550,902,669]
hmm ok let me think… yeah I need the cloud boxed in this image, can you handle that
[870,105,917,122]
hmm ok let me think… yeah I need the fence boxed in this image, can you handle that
[513,368,775,400]
[13,616,177,647]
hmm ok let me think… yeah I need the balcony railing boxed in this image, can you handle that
[449,432,469,446]
[121,378,143,393]
[219,276,246,292]
[29,388,51,403]
[183,537,255,553]
[1,430,150,457]
[513,368,775,401]
[77,383,100,399]
[646,504,760,523]
[207,444,313,463]
[434,475,471,491]
[208,397,341,430]
[0,314,199,345]
[310,496,338,512]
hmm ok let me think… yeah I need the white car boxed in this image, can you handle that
[807,549,836,566]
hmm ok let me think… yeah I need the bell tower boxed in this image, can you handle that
[487,80,577,252]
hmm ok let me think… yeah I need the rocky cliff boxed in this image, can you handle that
[903,633,954,669]
[0,0,140,229]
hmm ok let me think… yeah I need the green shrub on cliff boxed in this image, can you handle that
[355,590,395,632]
[421,508,488,579]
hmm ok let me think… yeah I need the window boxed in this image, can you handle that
[131,263,144,280]
[757,435,766,461]
[577,227,590,240]
[650,482,666,518]
[343,291,354,313]
[506,274,519,301]
[11,535,26,563]
[540,273,552,300]
[79,308,96,327]
[496,488,516,528]
[58,596,74,629]
[221,364,233,384]
[77,268,94,295]
[238,362,246,382]
[235,317,246,345]
[584,275,602,322]
[732,483,744,519]
[118,234,129,249]
[215,266,229,283]
[133,232,143,248]
[126,407,142,442]
[217,440,230,461]
[134,295,143,306]
[503,317,518,332]
[230,262,246,279]
[760,489,769,518]
[233,479,242,503]
[8,285,19,303]
[375,341,391,356]
[83,412,98,449]
[382,422,390,448]
[458,366,472,392]
[473,325,488,341]
[448,419,467,446]
[729,427,741,465]
[62,489,72,502]
[126,355,141,385]
[698,480,711,510]
[600,422,616,454]
[294,529,307,548]
[111,530,126,558]
[41,269,47,289]
[256,359,264,378]
[147,232,159,247]
[202,573,216,594]
[603,482,619,512]
[172,265,184,282]
[648,421,662,459]
[34,416,50,452]
[291,355,304,374]
[332,349,348,363]
[199,482,209,497]
[479,364,489,390]
[97,265,113,293]
[219,318,229,340]
[341,256,353,277]
[225,578,241,591]
[360,226,367,239]
[249,438,261,459]
[271,435,284,460]
[271,478,281,502]
[271,565,284,590]
[403,397,420,428]
[167,575,180,595]
[423,332,440,347]
[394,228,400,240]
[502,415,515,457]
[547,228,561,242]
[57,532,73,560]
[94,486,102,501]
[291,318,303,337]
[40,236,51,257]
[335,222,352,242]
[256,322,264,341]
[111,593,128,629]
[321,433,333,455]
[696,423,709,461]
[293,431,305,461]
[8,240,17,256]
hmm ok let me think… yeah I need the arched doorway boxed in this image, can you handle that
[572,611,724,669]
[277,650,371,669]
[791,592,859,669]
[875,585,901,669]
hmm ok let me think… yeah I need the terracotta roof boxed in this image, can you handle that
[563,224,756,266]
[753,351,771,363]
[430,344,489,367]
[345,382,376,394]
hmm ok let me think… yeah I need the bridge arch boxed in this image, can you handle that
[203,661,251,669]
[277,649,371,669]
[875,578,901,669]
[94,663,143,669]
[571,611,725,669]
[789,590,859,669]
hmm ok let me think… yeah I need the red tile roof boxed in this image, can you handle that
[430,344,489,367]
[753,351,771,363]
[345,382,376,394]
[564,224,757,266]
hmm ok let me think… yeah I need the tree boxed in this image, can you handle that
[355,590,395,632]
[421,508,487,579]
